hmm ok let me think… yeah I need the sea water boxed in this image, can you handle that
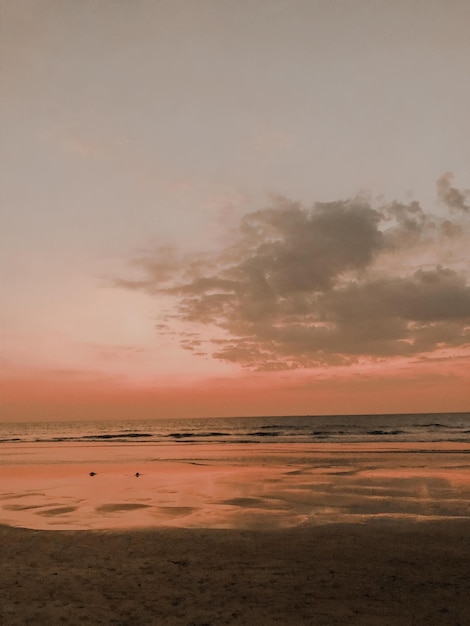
[1,412,469,445]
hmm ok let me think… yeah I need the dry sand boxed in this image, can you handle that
[1,520,469,625]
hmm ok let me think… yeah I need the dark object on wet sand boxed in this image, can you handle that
[89,472,96,477]
[135,472,140,477]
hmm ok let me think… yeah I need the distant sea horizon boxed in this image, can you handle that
[1,412,469,446]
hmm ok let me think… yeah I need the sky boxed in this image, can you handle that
[1,0,469,421]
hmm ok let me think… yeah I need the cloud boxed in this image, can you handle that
[436,172,469,213]
[117,176,470,370]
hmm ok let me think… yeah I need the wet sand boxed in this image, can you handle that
[1,521,469,625]
[1,442,469,530]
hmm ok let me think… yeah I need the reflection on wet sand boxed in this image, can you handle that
[0,443,469,530]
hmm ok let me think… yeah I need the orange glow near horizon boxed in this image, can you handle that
[2,350,469,422]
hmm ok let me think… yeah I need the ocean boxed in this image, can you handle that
[1,412,469,445]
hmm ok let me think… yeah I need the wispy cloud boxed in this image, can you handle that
[116,175,470,370]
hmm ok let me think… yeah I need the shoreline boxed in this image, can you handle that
[1,519,469,625]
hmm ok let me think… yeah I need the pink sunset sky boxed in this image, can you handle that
[1,0,469,421]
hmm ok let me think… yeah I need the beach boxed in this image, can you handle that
[3,0,470,621]
[1,437,469,624]
[1,521,469,625]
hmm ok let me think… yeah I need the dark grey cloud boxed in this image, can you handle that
[437,172,469,213]
[117,177,470,370]
[209,269,470,369]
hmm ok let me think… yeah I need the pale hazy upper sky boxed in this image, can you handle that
[1,0,469,420]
